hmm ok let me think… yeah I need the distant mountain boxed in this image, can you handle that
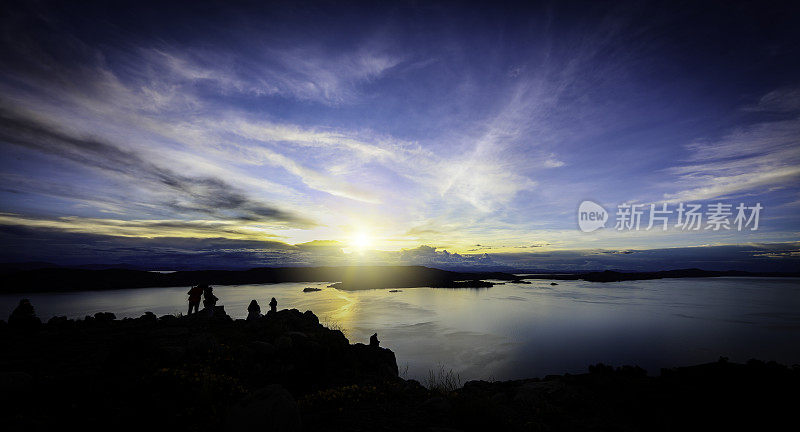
[0,265,524,293]
[2,265,796,293]
[0,262,63,273]
[523,268,800,282]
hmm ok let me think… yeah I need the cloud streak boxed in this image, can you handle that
[664,110,800,202]
[0,108,313,226]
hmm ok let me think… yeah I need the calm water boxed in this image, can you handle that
[2,277,800,382]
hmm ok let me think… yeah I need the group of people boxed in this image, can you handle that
[186,284,218,315]
[186,283,277,319]
[246,297,277,320]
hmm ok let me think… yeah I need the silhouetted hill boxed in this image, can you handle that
[1,306,398,430]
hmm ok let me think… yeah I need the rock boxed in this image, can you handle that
[47,316,70,326]
[513,380,568,405]
[224,384,301,431]
[404,379,427,393]
[463,380,494,392]
[94,312,116,322]
[287,331,308,344]
[550,282,558,285]
[420,396,452,413]
[303,310,319,325]
[197,305,231,321]
[302,287,321,292]
[275,335,293,351]
[140,311,157,322]
[351,343,399,378]
[250,341,277,357]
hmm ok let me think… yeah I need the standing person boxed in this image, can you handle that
[187,285,203,315]
[269,297,277,313]
[203,285,218,309]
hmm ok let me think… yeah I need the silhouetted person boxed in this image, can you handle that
[369,332,380,348]
[203,285,218,309]
[187,285,203,315]
[269,297,277,313]
[247,300,261,321]
[9,298,41,330]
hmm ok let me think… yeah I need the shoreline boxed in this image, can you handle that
[2,264,798,293]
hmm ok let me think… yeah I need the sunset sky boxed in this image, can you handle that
[1,1,799,270]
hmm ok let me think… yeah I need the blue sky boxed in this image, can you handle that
[0,0,798,270]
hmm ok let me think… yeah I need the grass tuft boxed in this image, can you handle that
[425,363,462,393]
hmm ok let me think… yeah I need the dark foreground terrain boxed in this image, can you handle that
[1,305,798,431]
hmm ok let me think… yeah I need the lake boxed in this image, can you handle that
[2,277,799,382]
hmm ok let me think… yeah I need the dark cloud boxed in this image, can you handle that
[0,109,314,226]
[399,245,494,267]
[294,240,345,255]
[0,224,310,269]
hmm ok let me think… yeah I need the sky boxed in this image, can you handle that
[0,0,799,271]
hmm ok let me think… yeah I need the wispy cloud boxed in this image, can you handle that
[745,87,800,113]
[0,108,314,226]
[664,104,800,202]
[146,43,402,105]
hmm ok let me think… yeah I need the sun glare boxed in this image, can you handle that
[350,232,372,252]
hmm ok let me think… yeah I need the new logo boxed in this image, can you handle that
[578,200,607,232]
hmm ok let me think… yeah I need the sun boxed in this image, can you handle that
[350,232,372,252]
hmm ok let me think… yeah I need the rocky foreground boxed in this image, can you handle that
[1,306,798,431]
